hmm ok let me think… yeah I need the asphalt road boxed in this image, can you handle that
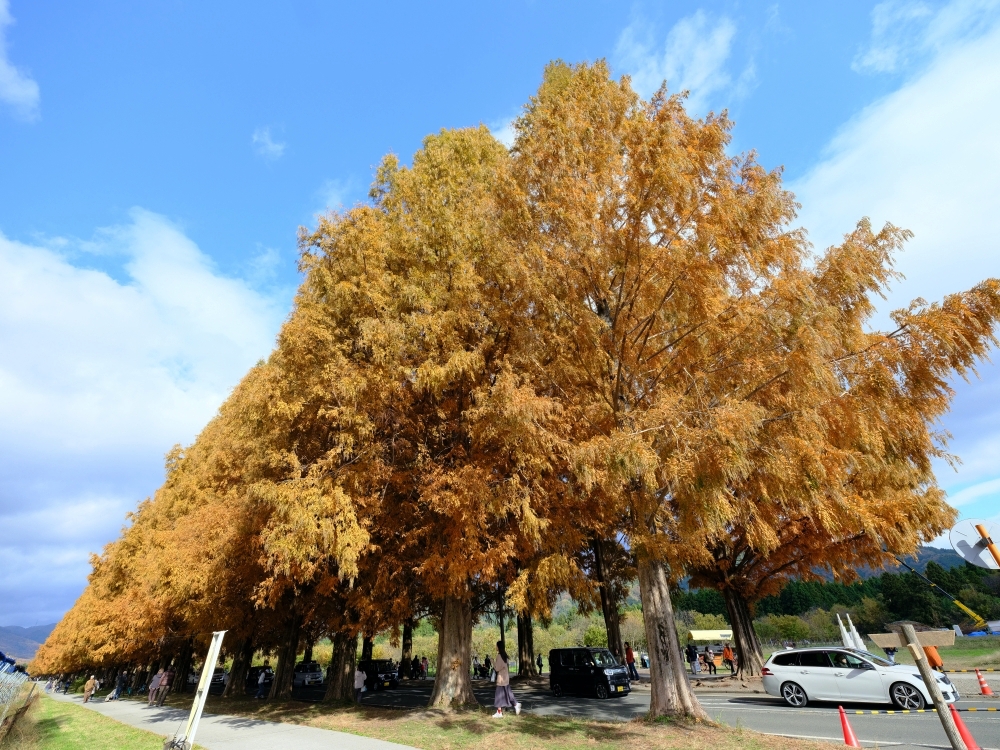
[352,678,1000,749]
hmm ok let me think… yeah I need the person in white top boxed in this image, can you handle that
[354,665,366,703]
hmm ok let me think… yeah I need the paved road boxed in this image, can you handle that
[46,690,415,750]
[359,677,1000,749]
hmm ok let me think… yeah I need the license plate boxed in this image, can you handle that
[384,681,390,687]
[617,685,624,692]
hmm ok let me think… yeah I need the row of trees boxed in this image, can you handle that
[32,61,1000,719]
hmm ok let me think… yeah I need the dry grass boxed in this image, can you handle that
[143,691,828,750]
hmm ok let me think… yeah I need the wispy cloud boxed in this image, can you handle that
[490,115,517,149]
[853,0,1000,74]
[615,10,748,113]
[0,0,39,120]
[252,126,286,160]
[0,210,286,624]
[793,2,1000,541]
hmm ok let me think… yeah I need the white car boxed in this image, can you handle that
[292,661,324,688]
[762,647,959,709]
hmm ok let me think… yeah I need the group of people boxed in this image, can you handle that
[145,665,176,706]
[685,642,736,675]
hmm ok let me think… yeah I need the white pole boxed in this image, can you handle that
[836,614,852,649]
[173,630,226,750]
[845,613,866,651]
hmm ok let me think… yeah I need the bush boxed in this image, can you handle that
[754,614,810,642]
[583,624,608,647]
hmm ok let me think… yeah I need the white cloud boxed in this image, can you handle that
[490,115,517,149]
[616,11,745,113]
[793,2,1000,536]
[0,209,285,624]
[252,126,286,160]
[854,0,1000,73]
[0,0,39,120]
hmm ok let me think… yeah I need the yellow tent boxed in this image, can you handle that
[688,629,733,641]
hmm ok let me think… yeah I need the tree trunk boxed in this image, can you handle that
[592,538,625,661]
[173,639,194,694]
[428,595,477,708]
[223,637,254,699]
[497,590,506,652]
[517,613,537,676]
[303,641,313,664]
[637,553,708,719]
[360,636,373,662]
[722,587,764,676]
[401,619,413,679]
[269,613,302,700]
[323,632,358,703]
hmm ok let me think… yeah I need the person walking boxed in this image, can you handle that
[704,647,717,675]
[536,653,543,674]
[722,643,735,673]
[624,642,639,681]
[411,655,420,680]
[255,662,271,699]
[156,665,174,706]
[354,664,366,703]
[491,641,521,718]
[147,669,163,706]
[685,642,698,674]
[83,675,98,703]
[421,656,429,678]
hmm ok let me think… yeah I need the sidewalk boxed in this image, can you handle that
[46,690,416,750]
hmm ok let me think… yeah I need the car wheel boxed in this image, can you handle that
[595,684,609,699]
[552,683,563,697]
[780,682,808,707]
[891,682,926,710]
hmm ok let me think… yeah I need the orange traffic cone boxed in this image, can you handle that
[975,669,994,696]
[838,705,861,748]
[949,704,981,750]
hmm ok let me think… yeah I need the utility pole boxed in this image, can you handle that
[900,624,965,750]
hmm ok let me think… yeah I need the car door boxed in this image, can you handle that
[795,650,840,701]
[574,649,596,694]
[830,651,886,703]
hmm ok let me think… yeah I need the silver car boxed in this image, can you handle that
[292,661,324,688]
[762,647,959,709]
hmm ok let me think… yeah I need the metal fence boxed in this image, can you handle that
[0,672,32,739]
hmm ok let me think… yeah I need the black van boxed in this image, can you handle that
[549,647,631,698]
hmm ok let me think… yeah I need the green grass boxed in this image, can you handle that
[3,695,172,750]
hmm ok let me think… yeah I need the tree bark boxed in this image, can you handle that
[428,595,478,708]
[722,587,764,676]
[323,632,358,703]
[360,636,373,662]
[302,641,313,664]
[591,538,625,661]
[637,553,708,719]
[517,613,537,676]
[269,613,302,700]
[223,637,254,699]
[497,590,506,652]
[172,639,194,694]
[401,619,414,679]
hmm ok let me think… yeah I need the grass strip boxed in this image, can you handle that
[4,695,175,750]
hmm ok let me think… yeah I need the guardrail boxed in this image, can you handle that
[0,672,32,739]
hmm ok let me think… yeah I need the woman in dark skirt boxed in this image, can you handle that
[491,641,521,717]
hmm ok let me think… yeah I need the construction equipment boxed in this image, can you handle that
[894,556,988,631]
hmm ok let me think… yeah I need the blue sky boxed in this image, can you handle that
[2,0,999,626]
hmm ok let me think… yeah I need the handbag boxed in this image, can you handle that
[490,669,497,683]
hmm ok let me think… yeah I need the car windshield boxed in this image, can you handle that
[372,660,394,671]
[589,649,619,667]
[846,649,893,667]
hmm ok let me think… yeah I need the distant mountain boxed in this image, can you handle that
[859,545,967,579]
[0,624,57,660]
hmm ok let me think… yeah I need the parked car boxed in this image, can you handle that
[549,647,630,699]
[357,659,399,691]
[188,667,227,687]
[762,647,960,709]
[292,661,324,688]
[245,665,274,693]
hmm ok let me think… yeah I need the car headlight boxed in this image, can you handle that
[603,669,615,676]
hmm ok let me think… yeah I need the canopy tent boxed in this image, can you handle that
[688,629,733,642]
